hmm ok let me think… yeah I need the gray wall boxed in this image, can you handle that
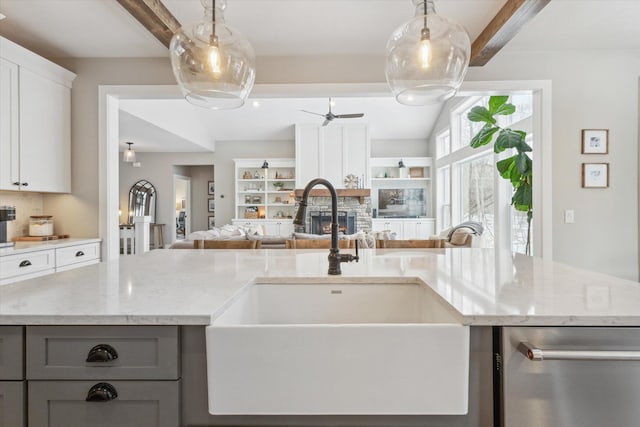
[371,139,429,158]
[465,49,640,280]
[119,152,215,245]
[38,49,640,280]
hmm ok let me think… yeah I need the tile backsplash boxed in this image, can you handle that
[0,191,44,239]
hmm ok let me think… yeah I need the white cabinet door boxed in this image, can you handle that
[371,219,404,238]
[296,124,369,189]
[0,58,20,191]
[295,125,321,188]
[263,220,293,237]
[321,125,344,188]
[403,219,436,239]
[19,67,71,193]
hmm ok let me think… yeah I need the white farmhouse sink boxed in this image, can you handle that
[206,280,469,415]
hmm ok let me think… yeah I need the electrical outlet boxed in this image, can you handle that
[564,209,575,224]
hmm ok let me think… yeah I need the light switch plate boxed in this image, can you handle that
[564,209,575,224]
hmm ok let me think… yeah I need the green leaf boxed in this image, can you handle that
[470,126,500,148]
[512,183,532,211]
[496,155,516,177]
[488,96,509,114]
[494,103,516,116]
[517,141,533,153]
[495,129,525,152]
[516,152,531,175]
[467,106,496,124]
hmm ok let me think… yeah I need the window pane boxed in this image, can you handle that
[455,97,488,151]
[459,154,494,247]
[496,94,533,127]
[437,166,451,229]
[511,208,531,254]
[436,129,451,159]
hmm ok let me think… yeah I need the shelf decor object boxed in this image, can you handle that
[385,0,470,105]
[582,163,609,188]
[581,129,609,154]
[409,167,424,178]
[169,0,255,109]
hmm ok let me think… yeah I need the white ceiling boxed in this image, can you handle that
[2,0,638,152]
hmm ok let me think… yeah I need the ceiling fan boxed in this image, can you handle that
[301,98,364,126]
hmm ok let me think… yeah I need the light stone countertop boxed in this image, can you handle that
[0,238,102,256]
[0,248,639,326]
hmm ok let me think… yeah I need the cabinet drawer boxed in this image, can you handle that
[28,380,179,427]
[0,381,25,427]
[26,326,179,380]
[0,250,54,282]
[0,326,23,380]
[55,242,100,268]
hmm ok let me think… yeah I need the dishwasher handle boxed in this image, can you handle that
[519,342,640,362]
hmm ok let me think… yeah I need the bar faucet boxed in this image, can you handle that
[293,178,359,275]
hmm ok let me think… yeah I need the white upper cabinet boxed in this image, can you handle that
[0,36,75,193]
[295,124,370,189]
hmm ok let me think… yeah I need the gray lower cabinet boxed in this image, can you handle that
[25,325,180,427]
[0,326,23,379]
[0,381,25,427]
[28,380,179,427]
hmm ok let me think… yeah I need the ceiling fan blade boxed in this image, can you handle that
[334,113,365,119]
[322,119,331,127]
[301,110,326,117]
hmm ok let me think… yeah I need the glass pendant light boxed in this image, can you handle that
[386,0,470,106]
[123,142,136,163]
[169,0,255,109]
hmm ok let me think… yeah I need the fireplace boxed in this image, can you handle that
[310,211,357,235]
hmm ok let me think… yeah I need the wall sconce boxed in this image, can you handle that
[261,160,269,169]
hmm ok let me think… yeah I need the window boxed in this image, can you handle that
[436,129,451,159]
[437,166,451,230]
[459,154,495,247]
[436,93,533,252]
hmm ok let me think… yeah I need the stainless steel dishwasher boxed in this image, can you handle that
[500,327,640,427]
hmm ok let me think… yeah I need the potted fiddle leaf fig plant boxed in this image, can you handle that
[467,96,533,254]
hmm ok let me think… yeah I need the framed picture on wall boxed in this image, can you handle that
[582,163,609,188]
[208,198,215,212]
[581,129,608,154]
[208,216,215,229]
[207,181,215,195]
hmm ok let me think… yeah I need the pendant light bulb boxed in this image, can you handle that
[208,37,222,76]
[386,0,470,106]
[169,0,255,109]
[123,142,136,163]
[419,29,432,69]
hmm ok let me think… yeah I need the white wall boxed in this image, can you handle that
[184,165,215,232]
[119,152,215,245]
[466,49,640,280]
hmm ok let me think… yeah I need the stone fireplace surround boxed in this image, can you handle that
[294,194,372,235]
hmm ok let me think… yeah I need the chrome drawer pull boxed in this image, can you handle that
[519,342,640,362]
[19,260,32,268]
[86,382,118,402]
[75,251,85,257]
[86,344,119,362]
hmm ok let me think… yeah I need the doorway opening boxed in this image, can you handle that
[174,175,191,240]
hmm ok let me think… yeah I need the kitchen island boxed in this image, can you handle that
[1,248,639,427]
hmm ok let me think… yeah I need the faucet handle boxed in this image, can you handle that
[354,239,359,262]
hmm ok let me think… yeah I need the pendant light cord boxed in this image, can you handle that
[211,0,216,42]
[423,0,428,30]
